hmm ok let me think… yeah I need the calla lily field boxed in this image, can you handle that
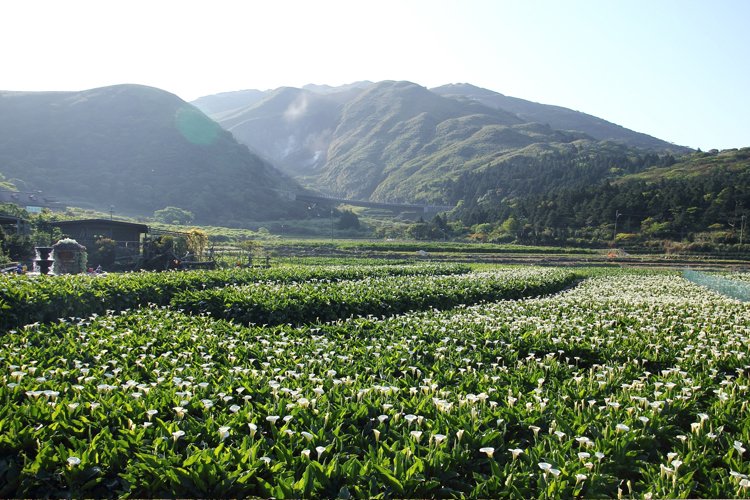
[2,263,750,498]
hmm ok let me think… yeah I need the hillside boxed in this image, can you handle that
[190,89,267,117]
[431,83,689,153]
[194,80,691,205]
[0,85,300,224]
[320,81,529,200]
[455,147,750,247]
[622,147,750,182]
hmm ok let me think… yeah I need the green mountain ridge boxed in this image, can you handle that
[0,84,300,224]
[320,81,528,200]
[430,83,685,152]
[193,80,691,205]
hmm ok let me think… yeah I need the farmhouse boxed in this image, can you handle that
[51,218,149,266]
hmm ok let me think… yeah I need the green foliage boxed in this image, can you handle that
[0,263,469,331]
[640,217,670,237]
[500,216,520,235]
[153,206,194,225]
[335,210,360,230]
[87,237,116,268]
[170,268,577,326]
[403,215,451,240]
[29,210,64,247]
[0,216,34,262]
[0,226,8,264]
[148,234,180,255]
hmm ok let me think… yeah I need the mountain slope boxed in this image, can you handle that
[190,89,267,118]
[320,81,540,200]
[431,83,688,153]
[622,147,750,182]
[0,85,299,224]
[214,87,344,177]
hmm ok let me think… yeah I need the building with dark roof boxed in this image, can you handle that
[51,219,149,267]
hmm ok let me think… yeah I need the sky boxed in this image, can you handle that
[2,0,749,151]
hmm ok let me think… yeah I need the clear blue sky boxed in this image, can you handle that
[3,0,748,150]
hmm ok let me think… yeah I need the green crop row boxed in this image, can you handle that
[2,272,750,498]
[170,267,578,326]
[0,263,468,330]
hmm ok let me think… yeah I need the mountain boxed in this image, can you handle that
[0,84,300,224]
[431,83,686,152]
[193,80,691,205]
[318,80,530,201]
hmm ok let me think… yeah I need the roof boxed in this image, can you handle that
[51,219,149,232]
[0,215,26,225]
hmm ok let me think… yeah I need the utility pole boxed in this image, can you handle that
[330,208,334,242]
[741,214,746,247]
[613,210,622,243]
[109,205,114,220]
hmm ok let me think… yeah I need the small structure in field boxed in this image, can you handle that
[52,238,87,274]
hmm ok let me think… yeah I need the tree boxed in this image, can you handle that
[185,228,209,259]
[30,209,64,246]
[0,226,34,263]
[432,214,449,231]
[0,226,8,264]
[88,237,116,268]
[500,216,520,237]
[407,221,431,240]
[336,210,361,230]
[641,217,671,237]
[153,206,194,225]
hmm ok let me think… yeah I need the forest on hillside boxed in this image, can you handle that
[453,148,750,251]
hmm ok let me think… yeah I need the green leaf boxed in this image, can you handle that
[182,453,202,468]
[372,464,404,495]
